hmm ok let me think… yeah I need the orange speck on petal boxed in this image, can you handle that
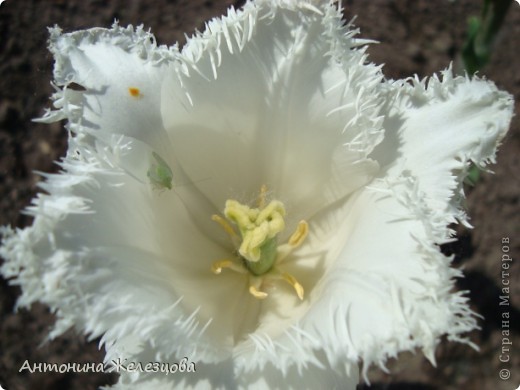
[128,87,142,98]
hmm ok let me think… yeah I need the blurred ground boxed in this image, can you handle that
[0,0,518,389]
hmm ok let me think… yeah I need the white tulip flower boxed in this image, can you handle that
[0,0,513,389]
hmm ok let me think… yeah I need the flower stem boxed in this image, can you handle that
[461,0,513,75]
[461,0,512,184]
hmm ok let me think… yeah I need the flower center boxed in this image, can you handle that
[211,185,308,300]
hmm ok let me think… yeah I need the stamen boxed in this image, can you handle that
[211,214,238,241]
[288,220,309,247]
[280,272,304,300]
[276,219,310,263]
[249,277,268,299]
[257,184,268,208]
[211,259,247,274]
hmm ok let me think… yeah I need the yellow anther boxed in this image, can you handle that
[249,285,268,299]
[276,219,310,263]
[211,259,232,274]
[257,184,268,208]
[288,220,309,248]
[249,277,268,299]
[211,259,247,275]
[212,214,238,240]
[280,272,304,300]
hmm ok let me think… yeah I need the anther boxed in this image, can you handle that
[211,259,247,274]
[249,277,268,299]
[288,220,309,248]
[280,272,304,300]
[257,184,268,208]
[212,214,239,242]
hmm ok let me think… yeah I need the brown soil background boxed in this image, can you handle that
[0,1,518,389]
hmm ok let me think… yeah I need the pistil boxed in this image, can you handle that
[211,186,309,300]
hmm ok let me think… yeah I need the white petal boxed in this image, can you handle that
[373,69,514,215]
[296,178,479,378]
[288,69,514,369]
[161,0,384,219]
[41,24,181,155]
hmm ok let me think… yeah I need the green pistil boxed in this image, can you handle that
[242,237,278,276]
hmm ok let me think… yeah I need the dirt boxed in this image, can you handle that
[0,1,518,389]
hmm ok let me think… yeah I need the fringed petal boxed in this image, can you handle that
[161,0,384,219]
[373,69,513,220]
[39,23,182,155]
